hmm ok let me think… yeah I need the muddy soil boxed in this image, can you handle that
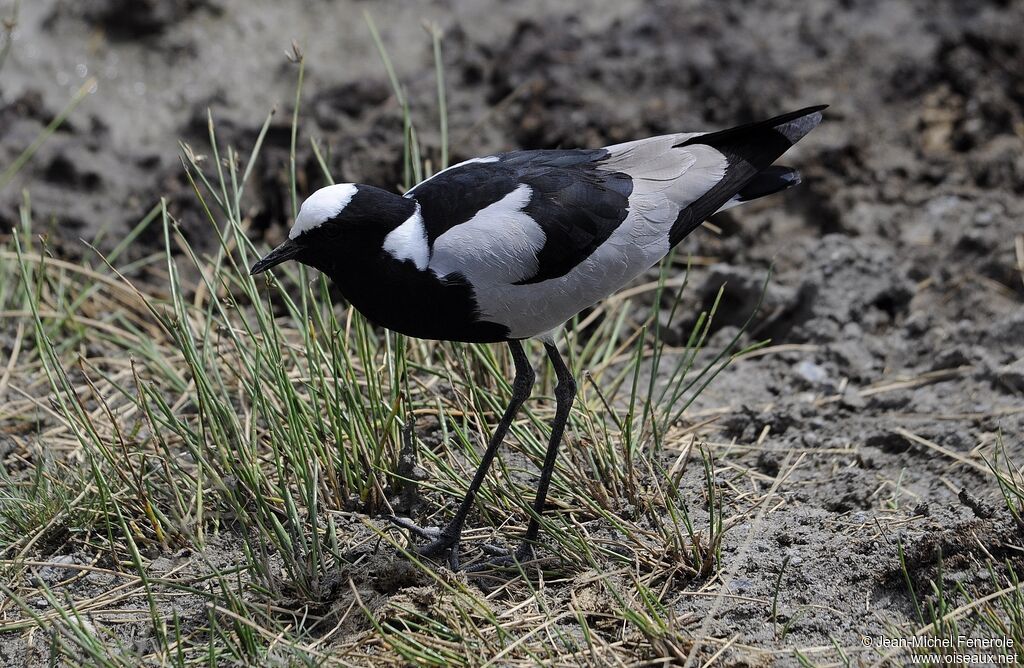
[2,0,1023,664]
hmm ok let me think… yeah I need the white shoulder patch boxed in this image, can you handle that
[290,183,358,239]
[382,204,429,270]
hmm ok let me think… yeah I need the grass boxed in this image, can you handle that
[2,17,1022,668]
[885,548,1024,666]
[0,24,761,666]
[875,438,1024,666]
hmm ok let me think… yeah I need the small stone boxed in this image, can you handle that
[86,571,115,586]
[757,451,781,477]
[728,577,753,592]
[840,385,866,410]
[995,359,1024,394]
[959,488,995,519]
[931,346,972,371]
[796,360,828,385]
[38,554,79,584]
[904,312,931,337]
[865,431,910,453]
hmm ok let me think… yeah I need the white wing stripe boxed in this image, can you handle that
[429,184,546,284]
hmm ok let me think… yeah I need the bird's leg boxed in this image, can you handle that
[390,339,534,569]
[521,343,577,550]
[468,342,576,570]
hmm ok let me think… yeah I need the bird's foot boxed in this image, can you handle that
[464,541,536,573]
[388,515,464,570]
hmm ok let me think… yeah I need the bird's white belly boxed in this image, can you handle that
[471,207,672,339]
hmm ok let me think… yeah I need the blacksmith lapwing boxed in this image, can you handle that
[251,105,826,569]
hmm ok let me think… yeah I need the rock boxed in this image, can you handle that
[995,359,1024,394]
[840,386,867,410]
[864,431,911,454]
[37,554,79,584]
[930,346,973,371]
[795,359,829,386]
[756,451,781,477]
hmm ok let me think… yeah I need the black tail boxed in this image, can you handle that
[736,165,801,203]
[669,105,826,245]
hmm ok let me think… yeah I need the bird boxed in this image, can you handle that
[251,105,826,569]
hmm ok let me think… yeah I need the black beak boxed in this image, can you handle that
[250,238,302,275]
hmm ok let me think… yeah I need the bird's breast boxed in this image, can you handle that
[326,254,511,343]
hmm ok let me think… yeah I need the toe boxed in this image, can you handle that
[388,515,441,541]
[447,543,461,570]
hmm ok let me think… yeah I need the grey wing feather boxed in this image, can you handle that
[599,133,729,236]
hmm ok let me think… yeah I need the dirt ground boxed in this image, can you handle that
[2,0,1023,665]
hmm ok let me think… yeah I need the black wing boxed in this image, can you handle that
[406,150,633,285]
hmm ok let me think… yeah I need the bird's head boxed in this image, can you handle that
[249,183,416,276]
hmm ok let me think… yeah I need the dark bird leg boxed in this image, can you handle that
[391,339,535,569]
[521,343,577,552]
[468,342,576,570]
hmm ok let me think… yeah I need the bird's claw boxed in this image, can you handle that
[388,515,463,570]
[480,542,510,557]
[388,515,441,541]
[388,516,541,573]
[464,542,535,573]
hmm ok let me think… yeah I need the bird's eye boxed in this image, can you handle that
[322,222,344,239]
